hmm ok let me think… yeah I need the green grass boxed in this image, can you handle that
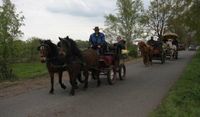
[11,62,48,79]
[150,50,200,117]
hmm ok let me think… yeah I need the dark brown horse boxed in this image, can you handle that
[138,41,153,66]
[38,40,67,94]
[81,48,100,88]
[58,36,100,89]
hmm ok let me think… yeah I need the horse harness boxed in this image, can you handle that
[39,43,69,70]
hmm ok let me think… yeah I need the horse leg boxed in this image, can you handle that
[91,69,101,86]
[96,71,101,87]
[143,56,146,65]
[149,53,152,65]
[58,72,66,89]
[150,56,152,65]
[82,70,88,89]
[69,80,75,96]
[49,72,54,94]
[144,56,148,66]
[77,72,84,83]
[170,50,173,60]
[147,55,150,66]
[91,71,96,80]
[69,71,76,96]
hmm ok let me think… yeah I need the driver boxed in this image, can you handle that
[89,26,107,54]
[147,36,156,47]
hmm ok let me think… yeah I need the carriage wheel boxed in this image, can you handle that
[107,68,116,85]
[119,64,126,80]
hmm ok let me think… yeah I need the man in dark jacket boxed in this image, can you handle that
[147,36,156,47]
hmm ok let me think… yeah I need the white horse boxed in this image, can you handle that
[165,39,177,60]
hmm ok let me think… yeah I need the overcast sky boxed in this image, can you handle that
[0,0,150,43]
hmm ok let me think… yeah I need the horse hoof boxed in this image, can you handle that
[83,85,88,90]
[49,90,54,94]
[70,92,75,96]
[74,85,79,89]
[97,83,101,87]
[61,85,66,89]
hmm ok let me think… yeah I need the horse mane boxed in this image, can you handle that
[62,37,82,57]
[138,41,147,48]
[138,41,149,55]
[44,40,59,57]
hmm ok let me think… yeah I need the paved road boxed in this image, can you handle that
[0,51,195,117]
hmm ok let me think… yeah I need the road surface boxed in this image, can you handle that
[0,51,195,117]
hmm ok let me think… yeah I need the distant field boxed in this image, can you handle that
[150,50,200,117]
[11,62,48,79]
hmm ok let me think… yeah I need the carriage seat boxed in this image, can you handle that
[151,41,163,49]
[103,52,115,56]
[99,55,114,66]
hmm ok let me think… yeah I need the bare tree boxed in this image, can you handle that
[145,0,175,39]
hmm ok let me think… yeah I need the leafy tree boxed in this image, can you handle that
[0,0,24,80]
[165,0,200,44]
[164,1,188,43]
[0,0,24,61]
[182,0,200,43]
[75,40,89,50]
[12,39,26,61]
[25,37,41,61]
[104,14,119,43]
[104,0,144,47]
[146,0,199,44]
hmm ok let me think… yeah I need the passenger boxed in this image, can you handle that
[167,39,177,50]
[116,36,126,49]
[115,36,127,60]
[172,38,178,50]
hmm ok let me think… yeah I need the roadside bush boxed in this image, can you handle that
[127,45,138,58]
[0,61,17,81]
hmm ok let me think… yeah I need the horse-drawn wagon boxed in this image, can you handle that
[163,32,178,60]
[151,41,166,64]
[146,39,166,64]
[95,42,127,85]
[152,41,166,64]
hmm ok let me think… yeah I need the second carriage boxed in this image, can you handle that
[163,32,179,60]
[147,39,166,64]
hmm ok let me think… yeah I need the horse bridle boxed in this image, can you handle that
[39,43,58,63]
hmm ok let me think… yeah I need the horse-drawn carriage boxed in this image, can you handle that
[163,32,178,60]
[95,43,127,85]
[151,41,166,64]
[38,36,127,95]
[145,39,166,64]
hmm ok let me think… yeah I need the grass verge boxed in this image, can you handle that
[150,50,200,117]
[11,62,48,79]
